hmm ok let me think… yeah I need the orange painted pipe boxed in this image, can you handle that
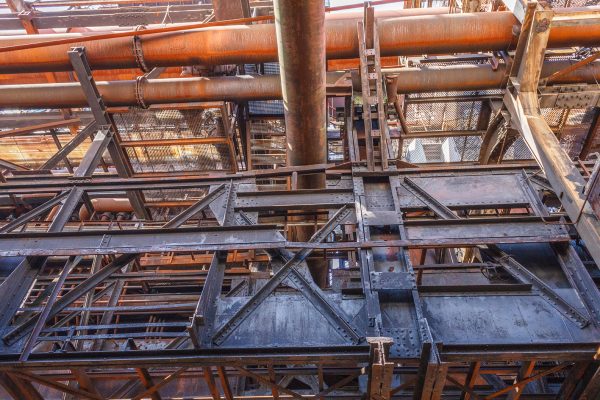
[78,198,133,220]
[0,75,282,108]
[0,10,598,74]
[1,61,599,108]
[0,7,449,35]
[386,60,600,93]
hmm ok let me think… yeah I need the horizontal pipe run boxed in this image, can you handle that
[1,61,599,109]
[387,60,600,93]
[0,75,282,108]
[0,7,450,34]
[79,198,133,220]
[0,10,599,74]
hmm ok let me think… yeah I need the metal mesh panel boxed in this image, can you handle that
[397,89,504,163]
[407,90,503,98]
[457,136,484,162]
[248,101,285,116]
[541,108,566,128]
[248,118,287,188]
[125,144,231,173]
[503,136,533,161]
[401,136,483,163]
[263,63,280,75]
[251,119,285,137]
[245,63,285,116]
[560,128,585,158]
[113,107,225,141]
[538,108,595,158]
[405,101,482,132]
[249,119,287,170]
[566,108,594,126]
[560,108,596,158]
[547,0,598,7]
[113,107,231,173]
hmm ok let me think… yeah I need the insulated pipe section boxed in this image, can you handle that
[2,61,600,109]
[274,0,326,189]
[1,10,600,74]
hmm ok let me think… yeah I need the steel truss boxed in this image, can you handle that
[0,2,599,400]
[0,159,598,398]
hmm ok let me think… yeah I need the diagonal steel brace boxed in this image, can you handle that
[212,205,362,345]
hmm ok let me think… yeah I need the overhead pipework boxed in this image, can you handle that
[2,60,600,108]
[0,11,599,74]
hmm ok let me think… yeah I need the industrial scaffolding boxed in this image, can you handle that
[0,0,599,399]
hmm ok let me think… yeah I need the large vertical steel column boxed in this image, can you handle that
[274,0,327,286]
[274,0,327,189]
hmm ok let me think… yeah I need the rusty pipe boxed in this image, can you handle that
[274,0,326,190]
[2,61,600,109]
[0,75,282,108]
[385,60,600,93]
[0,10,599,74]
[0,7,450,36]
[325,6,449,20]
[78,198,133,221]
[45,205,60,222]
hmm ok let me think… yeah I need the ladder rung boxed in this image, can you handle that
[365,48,376,56]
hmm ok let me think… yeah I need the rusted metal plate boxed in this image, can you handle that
[235,189,354,210]
[396,173,532,209]
[214,293,365,348]
[404,218,569,244]
[370,272,416,292]
[422,294,599,345]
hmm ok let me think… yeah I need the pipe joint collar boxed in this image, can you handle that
[132,26,150,73]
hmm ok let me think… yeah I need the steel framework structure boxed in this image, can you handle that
[0,0,599,399]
